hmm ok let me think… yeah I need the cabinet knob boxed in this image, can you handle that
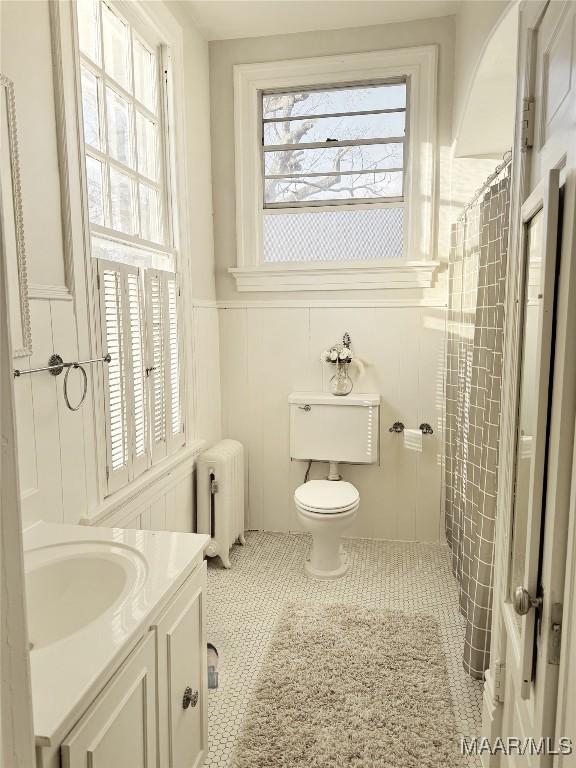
[182,686,199,710]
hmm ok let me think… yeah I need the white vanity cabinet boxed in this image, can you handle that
[61,632,158,768]
[35,560,208,768]
[153,561,208,768]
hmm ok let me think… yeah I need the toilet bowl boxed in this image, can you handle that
[294,480,359,579]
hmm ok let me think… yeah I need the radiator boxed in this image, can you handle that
[197,439,245,568]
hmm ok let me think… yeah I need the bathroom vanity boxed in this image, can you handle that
[24,522,210,768]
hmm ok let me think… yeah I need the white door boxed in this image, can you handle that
[153,563,208,768]
[487,1,576,764]
[61,632,157,768]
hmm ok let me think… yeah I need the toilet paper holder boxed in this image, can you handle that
[389,422,434,435]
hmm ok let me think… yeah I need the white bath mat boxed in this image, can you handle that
[232,603,463,767]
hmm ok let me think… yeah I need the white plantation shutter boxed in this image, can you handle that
[99,260,149,492]
[145,270,184,461]
[99,263,129,490]
[126,271,148,479]
[146,271,167,461]
[166,275,183,444]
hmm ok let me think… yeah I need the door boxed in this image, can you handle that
[491,0,576,763]
[61,632,157,768]
[153,563,208,768]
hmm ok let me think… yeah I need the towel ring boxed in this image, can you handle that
[63,363,88,411]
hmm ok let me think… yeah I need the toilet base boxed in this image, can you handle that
[305,547,349,580]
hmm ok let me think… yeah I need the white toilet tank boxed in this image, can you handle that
[289,392,380,464]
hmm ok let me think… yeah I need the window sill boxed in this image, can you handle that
[82,439,207,527]
[229,261,440,292]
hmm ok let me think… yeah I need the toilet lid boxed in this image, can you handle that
[294,480,359,514]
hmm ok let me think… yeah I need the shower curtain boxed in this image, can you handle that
[445,162,511,680]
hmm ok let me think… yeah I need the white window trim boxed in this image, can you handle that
[232,46,439,292]
[49,0,194,513]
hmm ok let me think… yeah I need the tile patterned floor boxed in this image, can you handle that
[205,532,483,768]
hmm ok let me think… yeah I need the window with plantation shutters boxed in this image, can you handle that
[76,0,185,496]
[99,260,149,490]
[99,262,183,491]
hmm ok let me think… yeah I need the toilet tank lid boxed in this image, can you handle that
[289,392,380,406]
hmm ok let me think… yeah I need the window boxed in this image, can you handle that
[77,0,184,493]
[262,81,407,263]
[232,48,438,291]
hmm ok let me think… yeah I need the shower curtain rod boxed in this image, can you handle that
[457,149,512,223]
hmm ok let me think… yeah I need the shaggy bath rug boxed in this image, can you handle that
[232,603,463,768]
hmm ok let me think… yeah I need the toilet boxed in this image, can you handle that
[289,392,380,579]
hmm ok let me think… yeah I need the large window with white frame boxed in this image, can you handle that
[76,0,184,494]
[262,80,407,263]
[232,47,438,291]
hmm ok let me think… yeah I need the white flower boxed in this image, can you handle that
[329,349,339,362]
[339,349,352,361]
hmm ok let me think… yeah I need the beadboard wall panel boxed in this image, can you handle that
[191,305,222,446]
[219,304,446,542]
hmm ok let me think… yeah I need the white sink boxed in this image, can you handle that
[25,541,147,649]
[24,522,209,746]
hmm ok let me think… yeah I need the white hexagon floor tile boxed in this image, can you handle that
[204,531,483,768]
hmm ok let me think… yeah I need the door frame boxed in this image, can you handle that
[499,169,560,702]
[483,0,576,762]
[0,123,35,768]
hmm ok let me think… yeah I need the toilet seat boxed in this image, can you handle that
[294,480,359,515]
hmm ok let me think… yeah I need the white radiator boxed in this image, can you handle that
[197,439,245,568]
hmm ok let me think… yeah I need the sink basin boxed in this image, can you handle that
[25,542,147,649]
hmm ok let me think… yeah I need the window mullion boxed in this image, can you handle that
[98,62,112,230]
[262,136,406,152]
[127,26,142,241]
[80,52,158,124]
[158,46,173,250]
[262,106,407,124]
[264,167,405,180]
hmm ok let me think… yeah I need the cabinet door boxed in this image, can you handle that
[154,563,207,768]
[61,632,157,768]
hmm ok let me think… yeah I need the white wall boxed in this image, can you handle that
[1,0,221,528]
[221,304,446,541]
[210,18,455,541]
[452,0,512,145]
[176,8,223,448]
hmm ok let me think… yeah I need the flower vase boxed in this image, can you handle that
[329,362,353,396]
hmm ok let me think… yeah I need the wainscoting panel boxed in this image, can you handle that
[219,304,446,542]
[191,306,222,446]
[16,299,66,526]
[50,298,89,525]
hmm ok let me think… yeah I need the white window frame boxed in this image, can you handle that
[232,46,439,292]
[78,0,174,257]
[49,0,193,509]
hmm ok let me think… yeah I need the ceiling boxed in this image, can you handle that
[179,0,461,41]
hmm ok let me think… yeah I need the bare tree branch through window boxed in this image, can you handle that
[262,82,406,205]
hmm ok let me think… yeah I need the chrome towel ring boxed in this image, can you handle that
[13,353,111,412]
[63,363,88,412]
